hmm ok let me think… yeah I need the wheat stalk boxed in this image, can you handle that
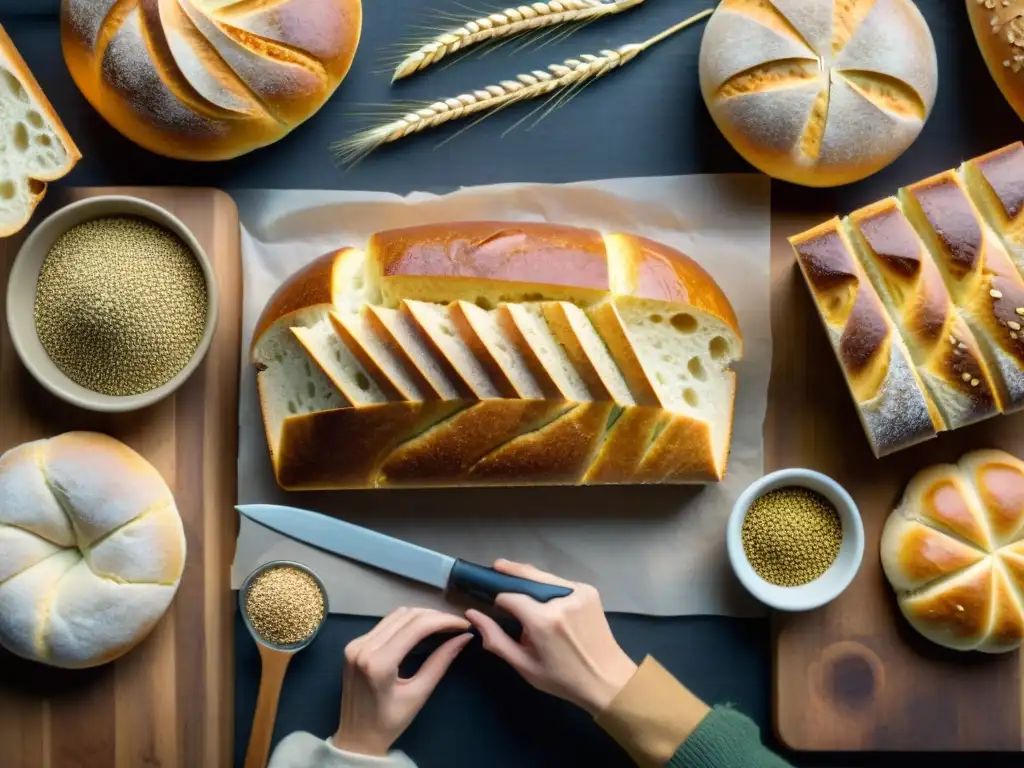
[335,8,713,165]
[392,0,648,82]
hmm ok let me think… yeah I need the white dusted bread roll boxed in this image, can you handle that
[61,0,362,161]
[881,450,1024,653]
[699,0,937,187]
[0,433,185,668]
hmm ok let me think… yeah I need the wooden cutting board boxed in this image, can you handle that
[0,188,240,768]
[770,209,1024,751]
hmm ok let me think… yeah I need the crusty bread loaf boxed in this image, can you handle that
[792,143,1024,456]
[966,0,1024,125]
[251,222,743,489]
[61,0,361,161]
[846,198,1002,429]
[881,449,1024,653]
[0,433,185,668]
[698,0,937,187]
[791,219,942,457]
[0,22,80,236]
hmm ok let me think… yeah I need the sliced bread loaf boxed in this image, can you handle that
[450,300,546,399]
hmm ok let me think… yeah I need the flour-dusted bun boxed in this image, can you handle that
[0,22,80,236]
[881,450,1024,653]
[0,433,185,668]
[699,0,937,187]
[61,0,362,161]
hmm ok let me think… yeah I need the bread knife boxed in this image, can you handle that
[236,504,573,605]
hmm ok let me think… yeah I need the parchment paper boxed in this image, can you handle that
[231,175,771,617]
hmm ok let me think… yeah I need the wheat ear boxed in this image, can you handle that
[336,8,713,165]
[392,0,648,82]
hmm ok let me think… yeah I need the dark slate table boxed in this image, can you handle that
[2,1,1021,765]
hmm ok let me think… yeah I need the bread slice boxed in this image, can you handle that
[495,302,591,401]
[401,300,501,399]
[588,297,740,475]
[363,305,465,399]
[0,24,80,236]
[542,301,635,403]
[330,310,427,401]
[450,300,545,399]
[962,144,1024,280]
[291,317,389,406]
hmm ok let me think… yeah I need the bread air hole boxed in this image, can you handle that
[356,372,371,390]
[688,356,707,380]
[12,122,28,153]
[36,134,51,147]
[710,337,729,360]
[306,381,315,399]
[495,341,508,353]
[683,387,700,407]
[0,180,14,200]
[287,400,298,414]
[671,313,698,333]
[27,110,43,129]
[649,313,664,323]
[440,323,454,337]
[1,70,27,103]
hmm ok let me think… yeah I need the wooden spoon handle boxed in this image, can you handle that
[244,645,294,768]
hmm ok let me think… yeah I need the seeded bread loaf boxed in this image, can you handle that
[791,142,1024,457]
[699,0,937,187]
[966,0,1024,125]
[61,0,361,161]
[251,223,743,489]
[881,449,1024,653]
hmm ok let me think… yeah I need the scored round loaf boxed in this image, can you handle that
[881,450,1024,653]
[61,0,362,161]
[966,0,1024,123]
[0,432,186,668]
[699,0,938,187]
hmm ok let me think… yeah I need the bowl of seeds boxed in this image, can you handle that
[7,195,218,412]
[727,468,864,612]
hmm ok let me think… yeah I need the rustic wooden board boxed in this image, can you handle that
[0,188,241,768]
[770,209,1024,751]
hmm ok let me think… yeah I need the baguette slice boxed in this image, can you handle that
[962,142,1024,279]
[792,218,944,457]
[495,302,591,401]
[363,305,465,399]
[329,310,427,401]
[846,198,1001,428]
[542,301,635,403]
[900,171,1024,413]
[401,300,502,399]
[0,23,81,236]
[291,320,389,406]
[450,300,546,400]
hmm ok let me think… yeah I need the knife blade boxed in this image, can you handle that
[236,504,573,605]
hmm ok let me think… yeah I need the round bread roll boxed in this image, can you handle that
[966,0,1024,122]
[698,0,938,187]
[881,450,1024,653]
[0,432,186,668]
[60,0,362,161]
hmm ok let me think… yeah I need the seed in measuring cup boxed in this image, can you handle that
[741,487,842,587]
[34,215,208,397]
[245,566,326,646]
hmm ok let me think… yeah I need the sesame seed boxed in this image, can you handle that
[1011,321,1022,331]
[1017,308,1024,316]
[34,216,207,397]
[962,372,973,382]
[958,343,969,350]
[245,566,325,646]
[971,378,981,387]
[991,289,1004,299]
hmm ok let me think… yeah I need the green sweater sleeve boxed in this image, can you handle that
[668,707,792,768]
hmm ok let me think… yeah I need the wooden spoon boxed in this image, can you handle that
[240,560,329,768]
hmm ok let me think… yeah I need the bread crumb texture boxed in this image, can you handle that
[700,0,937,185]
[880,450,1024,653]
[0,433,185,668]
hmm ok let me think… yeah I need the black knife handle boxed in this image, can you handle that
[448,560,573,605]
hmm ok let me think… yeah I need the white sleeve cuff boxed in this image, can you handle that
[269,732,417,768]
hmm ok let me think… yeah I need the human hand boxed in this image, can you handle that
[465,560,637,716]
[333,607,472,757]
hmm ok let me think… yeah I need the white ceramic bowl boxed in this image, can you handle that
[727,468,864,612]
[7,195,218,413]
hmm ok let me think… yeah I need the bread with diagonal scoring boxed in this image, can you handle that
[251,222,744,489]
